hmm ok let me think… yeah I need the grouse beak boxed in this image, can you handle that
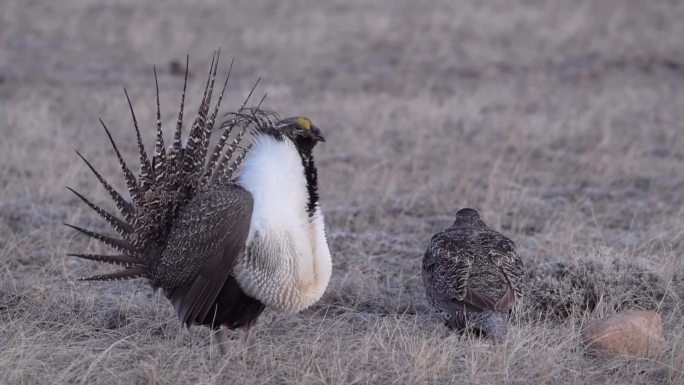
[311,125,326,142]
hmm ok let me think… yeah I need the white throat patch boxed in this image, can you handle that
[235,134,332,312]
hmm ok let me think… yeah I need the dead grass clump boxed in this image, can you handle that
[526,258,675,321]
[0,282,27,316]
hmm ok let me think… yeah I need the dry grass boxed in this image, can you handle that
[1,0,684,383]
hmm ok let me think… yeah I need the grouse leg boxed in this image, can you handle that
[214,327,231,356]
[240,324,257,368]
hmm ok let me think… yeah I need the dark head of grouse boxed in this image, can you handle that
[422,208,525,341]
[453,208,487,228]
[65,52,332,354]
[260,116,325,148]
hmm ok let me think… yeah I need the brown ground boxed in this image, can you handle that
[1,0,683,384]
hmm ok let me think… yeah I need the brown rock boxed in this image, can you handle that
[581,310,665,357]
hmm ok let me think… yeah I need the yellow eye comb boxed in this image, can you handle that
[295,117,312,130]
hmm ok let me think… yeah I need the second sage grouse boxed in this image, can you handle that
[65,53,332,347]
[422,208,524,340]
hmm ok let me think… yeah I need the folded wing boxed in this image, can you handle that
[160,186,253,327]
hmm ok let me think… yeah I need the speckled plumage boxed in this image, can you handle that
[422,208,524,340]
[66,53,331,336]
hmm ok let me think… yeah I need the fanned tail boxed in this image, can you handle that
[67,52,272,285]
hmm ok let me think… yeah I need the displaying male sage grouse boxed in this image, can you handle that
[65,54,332,350]
[422,208,524,341]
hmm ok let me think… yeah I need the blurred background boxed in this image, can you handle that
[1,1,683,384]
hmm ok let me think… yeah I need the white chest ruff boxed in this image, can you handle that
[234,135,332,312]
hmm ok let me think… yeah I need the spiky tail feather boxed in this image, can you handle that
[66,52,269,282]
[65,187,132,235]
[124,88,153,191]
[74,150,134,223]
[152,66,167,184]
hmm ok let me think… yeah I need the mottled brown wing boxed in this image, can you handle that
[426,232,499,313]
[479,230,525,311]
[156,185,253,327]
